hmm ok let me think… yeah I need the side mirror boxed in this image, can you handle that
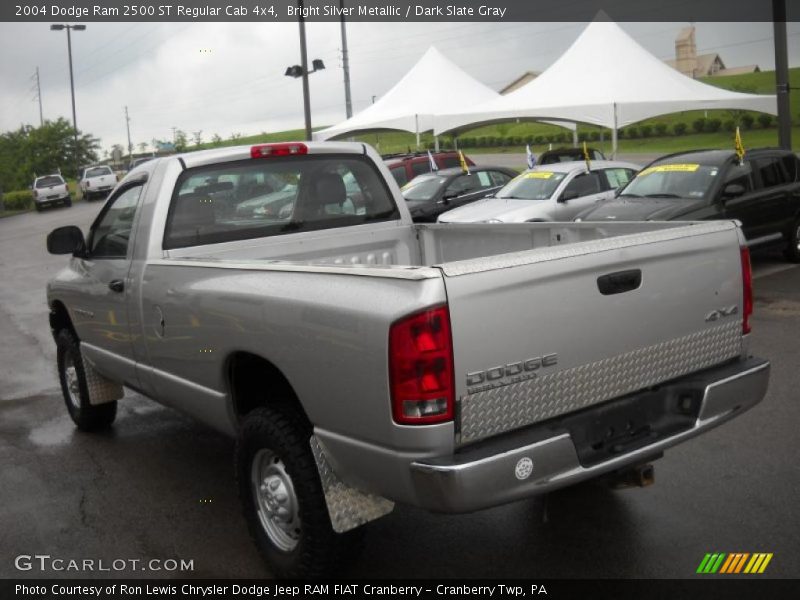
[721,182,746,200]
[560,190,579,202]
[441,192,456,202]
[47,226,86,256]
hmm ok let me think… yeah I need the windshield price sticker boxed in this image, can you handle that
[640,163,701,176]
[525,172,554,179]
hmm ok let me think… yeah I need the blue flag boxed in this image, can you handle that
[526,144,536,170]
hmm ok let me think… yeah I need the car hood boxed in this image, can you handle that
[438,197,550,223]
[579,197,708,221]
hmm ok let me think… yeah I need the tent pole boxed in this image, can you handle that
[612,102,618,159]
[572,128,578,147]
[434,135,439,152]
[415,114,420,150]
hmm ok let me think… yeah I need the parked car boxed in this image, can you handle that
[80,165,118,201]
[576,148,800,262]
[32,174,71,211]
[401,166,517,222]
[438,160,639,223]
[538,146,606,165]
[384,151,475,187]
[46,141,768,577]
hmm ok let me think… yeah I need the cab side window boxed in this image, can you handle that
[88,185,144,258]
[754,157,789,189]
[724,163,754,193]
[390,166,408,187]
[562,172,603,198]
[603,168,635,190]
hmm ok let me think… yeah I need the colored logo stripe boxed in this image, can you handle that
[697,552,773,574]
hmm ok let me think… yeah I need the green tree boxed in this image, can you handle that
[174,130,188,152]
[0,118,99,191]
[192,130,203,146]
[211,133,222,146]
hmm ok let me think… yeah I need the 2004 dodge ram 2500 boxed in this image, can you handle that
[46,142,770,577]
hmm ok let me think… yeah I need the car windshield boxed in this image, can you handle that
[86,167,112,178]
[495,171,566,200]
[36,176,64,188]
[622,163,720,199]
[401,175,446,201]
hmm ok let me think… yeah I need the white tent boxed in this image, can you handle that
[433,19,777,155]
[314,46,573,146]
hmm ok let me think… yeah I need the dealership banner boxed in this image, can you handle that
[3,579,799,600]
[1,0,795,23]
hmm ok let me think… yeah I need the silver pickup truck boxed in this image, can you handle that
[46,142,769,577]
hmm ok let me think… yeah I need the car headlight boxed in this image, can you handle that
[486,219,503,224]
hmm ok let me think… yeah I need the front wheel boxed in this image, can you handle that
[785,218,800,263]
[64,197,72,207]
[56,330,117,431]
[236,407,362,578]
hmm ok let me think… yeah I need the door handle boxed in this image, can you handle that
[108,279,125,293]
[597,269,642,295]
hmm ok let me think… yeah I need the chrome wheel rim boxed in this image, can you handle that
[251,448,301,552]
[64,354,81,410]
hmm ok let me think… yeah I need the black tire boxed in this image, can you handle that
[64,197,72,207]
[784,217,800,263]
[236,406,363,578]
[35,204,42,212]
[56,329,117,431]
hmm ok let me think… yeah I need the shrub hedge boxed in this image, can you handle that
[1,190,34,211]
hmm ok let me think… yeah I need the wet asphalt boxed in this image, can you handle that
[0,196,798,580]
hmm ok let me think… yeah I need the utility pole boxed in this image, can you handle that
[33,67,43,126]
[124,106,133,160]
[298,0,312,140]
[340,0,352,119]
[772,0,792,150]
[51,24,85,177]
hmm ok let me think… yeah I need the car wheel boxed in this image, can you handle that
[35,204,42,212]
[56,330,117,431]
[64,197,72,207]
[236,406,363,578]
[784,218,800,263]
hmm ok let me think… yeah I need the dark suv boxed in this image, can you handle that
[577,148,800,262]
[383,151,475,187]
[538,147,605,165]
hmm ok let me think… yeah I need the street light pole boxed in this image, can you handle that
[298,0,312,141]
[51,23,85,177]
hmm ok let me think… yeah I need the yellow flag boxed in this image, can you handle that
[734,127,745,164]
[583,141,591,172]
[458,150,470,174]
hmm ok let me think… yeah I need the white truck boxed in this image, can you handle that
[46,142,769,577]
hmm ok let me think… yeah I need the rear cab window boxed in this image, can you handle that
[164,154,400,249]
[85,166,113,178]
[35,175,65,188]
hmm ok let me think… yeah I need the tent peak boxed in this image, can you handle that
[591,9,612,22]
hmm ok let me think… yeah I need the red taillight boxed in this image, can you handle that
[741,246,753,334]
[389,305,454,425]
[250,143,308,158]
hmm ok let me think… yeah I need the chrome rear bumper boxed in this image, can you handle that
[410,358,769,513]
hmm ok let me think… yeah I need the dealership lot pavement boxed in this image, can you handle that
[1,199,798,579]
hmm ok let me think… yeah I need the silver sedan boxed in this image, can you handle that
[437,160,640,223]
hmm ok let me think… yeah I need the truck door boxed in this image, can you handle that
[69,182,145,385]
[722,157,788,242]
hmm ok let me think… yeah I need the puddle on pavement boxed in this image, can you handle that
[28,416,75,447]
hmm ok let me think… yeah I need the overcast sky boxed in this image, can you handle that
[0,20,798,154]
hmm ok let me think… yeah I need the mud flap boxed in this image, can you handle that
[309,436,394,533]
[81,354,124,406]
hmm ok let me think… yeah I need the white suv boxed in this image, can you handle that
[32,174,71,211]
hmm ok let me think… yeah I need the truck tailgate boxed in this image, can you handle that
[439,222,745,446]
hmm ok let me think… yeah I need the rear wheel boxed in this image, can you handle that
[35,204,42,212]
[56,330,117,431]
[236,406,362,578]
[784,218,800,263]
